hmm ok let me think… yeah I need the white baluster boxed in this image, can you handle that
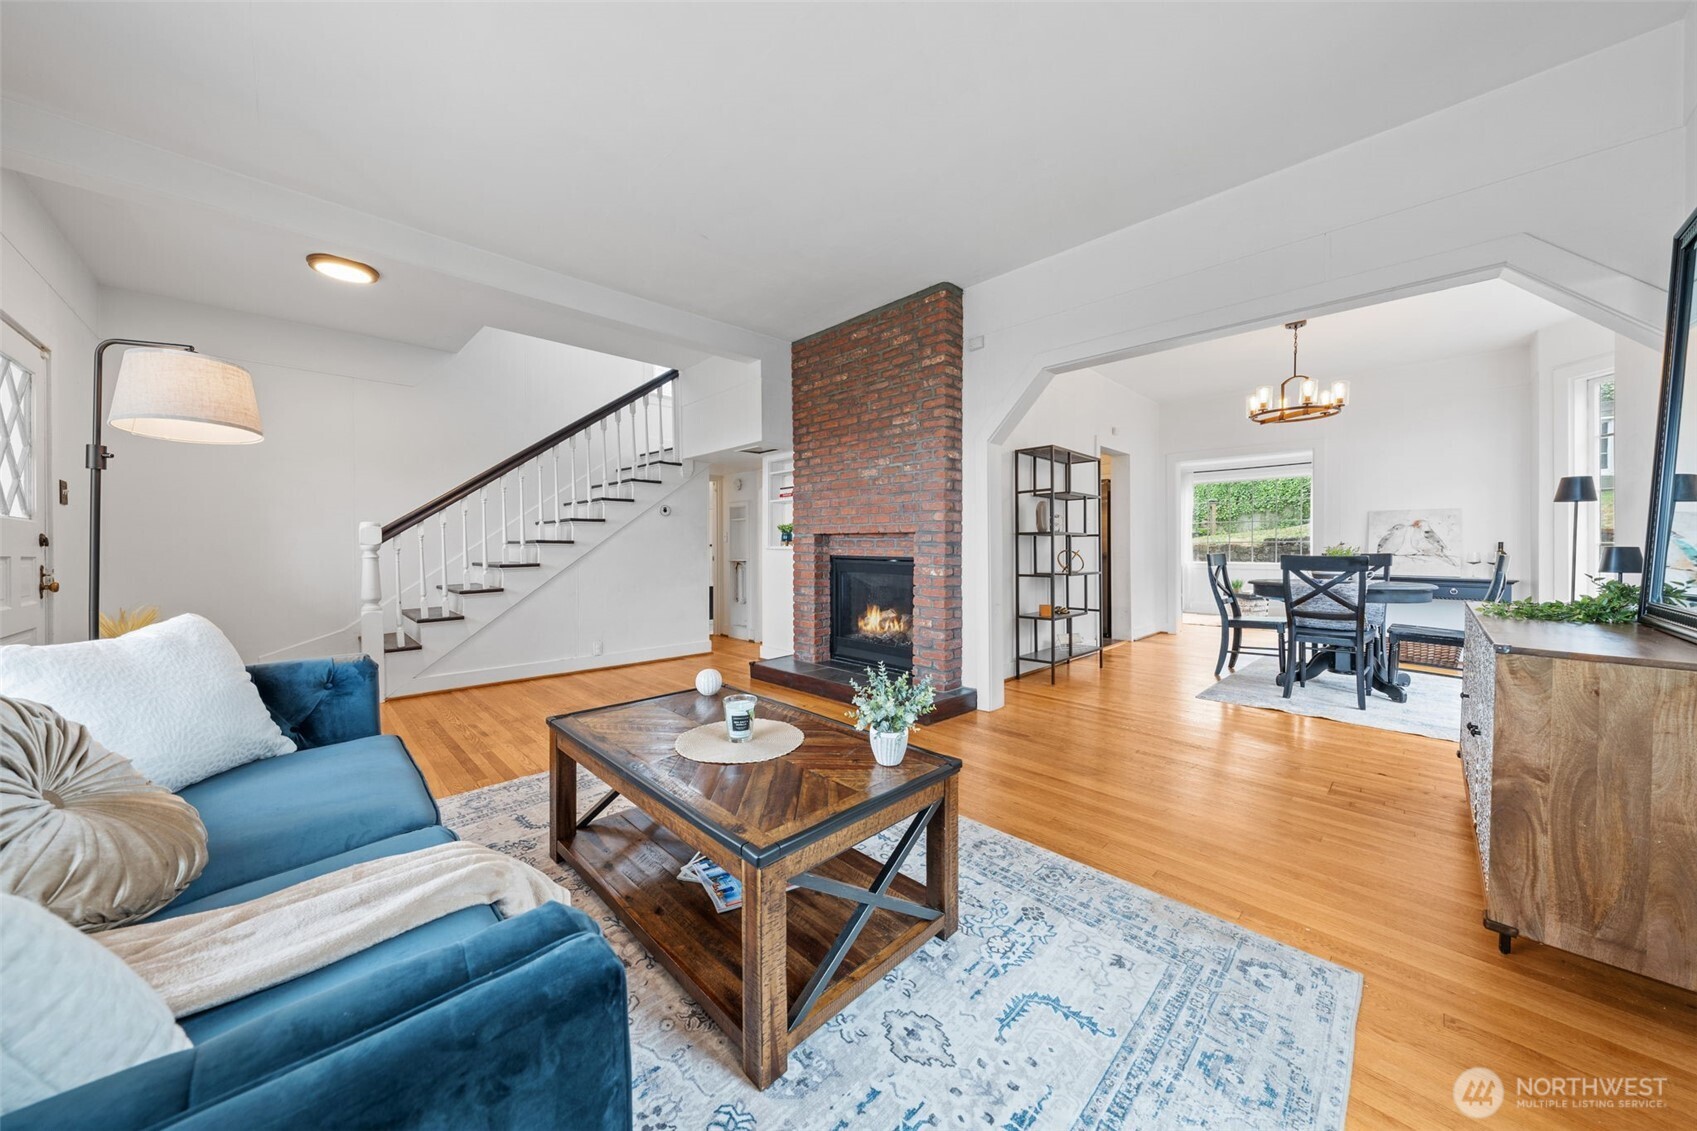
[517,462,527,561]
[604,419,614,518]
[500,479,509,566]
[437,514,448,613]
[627,404,640,495]
[459,501,469,600]
[479,488,490,587]
[391,539,402,630]
[552,444,562,530]
[415,527,426,621]
[613,412,626,500]
[639,391,652,474]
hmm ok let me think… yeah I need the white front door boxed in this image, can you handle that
[0,324,52,645]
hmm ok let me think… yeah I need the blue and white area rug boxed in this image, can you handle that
[442,773,1362,1130]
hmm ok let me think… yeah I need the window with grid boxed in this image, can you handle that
[1190,466,1313,563]
[1592,376,1616,551]
[0,353,32,520]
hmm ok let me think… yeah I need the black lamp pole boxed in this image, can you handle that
[1552,475,1599,603]
[87,338,197,640]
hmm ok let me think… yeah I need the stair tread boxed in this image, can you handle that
[510,538,575,544]
[471,561,542,568]
[383,632,421,653]
[589,477,663,488]
[591,495,637,503]
[401,606,464,623]
[538,517,605,523]
[444,583,504,595]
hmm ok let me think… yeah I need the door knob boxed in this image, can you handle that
[39,565,60,597]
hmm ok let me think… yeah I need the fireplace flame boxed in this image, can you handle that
[858,603,911,637]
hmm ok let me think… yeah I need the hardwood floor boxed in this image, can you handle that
[384,630,1697,1128]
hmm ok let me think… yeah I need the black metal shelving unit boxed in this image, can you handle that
[1015,444,1104,682]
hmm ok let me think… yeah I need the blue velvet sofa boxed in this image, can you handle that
[9,656,631,1131]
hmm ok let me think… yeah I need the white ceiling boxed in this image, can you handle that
[1,3,1680,342]
[1094,280,1579,401]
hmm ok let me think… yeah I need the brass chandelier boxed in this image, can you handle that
[1246,320,1348,424]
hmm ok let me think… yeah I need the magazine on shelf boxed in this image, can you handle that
[677,853,743,913]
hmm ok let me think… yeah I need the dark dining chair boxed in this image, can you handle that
[1385,550,1510,683]
[1205,553,1286,677]
[1280,554,1383,709]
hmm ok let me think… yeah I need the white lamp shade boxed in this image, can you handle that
[109,349,263,444]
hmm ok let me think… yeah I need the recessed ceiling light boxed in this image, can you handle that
[306,253,380,284]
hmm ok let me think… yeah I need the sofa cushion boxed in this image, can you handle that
[175,736,438,904]
[0,614,294,791]
[0,698,207,930]
[153,826,458,921]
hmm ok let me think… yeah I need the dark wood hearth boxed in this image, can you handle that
[749,655,977,721]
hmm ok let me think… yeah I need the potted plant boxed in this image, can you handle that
[778,522,794,545]
[1322,543,1360,557]
[848,663,937,766]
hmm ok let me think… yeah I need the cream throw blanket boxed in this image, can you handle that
[98,842,570,1017]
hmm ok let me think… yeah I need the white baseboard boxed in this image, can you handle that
[386,638,712,699]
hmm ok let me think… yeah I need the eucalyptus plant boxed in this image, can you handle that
[1479,578,1641,625]
[848,663,937,735]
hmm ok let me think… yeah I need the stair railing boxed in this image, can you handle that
[357,370,680,680]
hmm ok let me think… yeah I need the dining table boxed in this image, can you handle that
[1244,577,1439,703]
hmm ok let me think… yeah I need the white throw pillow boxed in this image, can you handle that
[0,893,191,1114]
[0,614,294,791]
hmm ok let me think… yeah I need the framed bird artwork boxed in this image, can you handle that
[1365,508,1463,574]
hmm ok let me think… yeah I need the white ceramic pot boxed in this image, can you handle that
[869,728,910,766]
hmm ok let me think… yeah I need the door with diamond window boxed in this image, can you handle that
[0,324,50,645]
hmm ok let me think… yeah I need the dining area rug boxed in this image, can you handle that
[1197,658,1461,740]
[442,772,1362,1130]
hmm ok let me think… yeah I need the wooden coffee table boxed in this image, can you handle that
[547,688,961,1088]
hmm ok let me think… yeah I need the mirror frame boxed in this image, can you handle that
[1642,205,1697,643]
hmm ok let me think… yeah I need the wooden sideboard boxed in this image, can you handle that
[1460,606,1697,990]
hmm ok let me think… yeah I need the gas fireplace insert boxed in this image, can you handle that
[829,556,914,670]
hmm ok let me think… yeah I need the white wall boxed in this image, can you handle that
[1162,348,1537,620]
[1002,367,1164,664]
[91,288,689,661]
[678,356,764,459]
[960,27,1685,708]
[0,171,99,644]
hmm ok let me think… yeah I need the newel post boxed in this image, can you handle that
[358,521,386,699]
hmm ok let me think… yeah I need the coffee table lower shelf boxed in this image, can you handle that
[556,807,942,1053]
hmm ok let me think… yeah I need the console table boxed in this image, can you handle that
[1460,607,1697,990]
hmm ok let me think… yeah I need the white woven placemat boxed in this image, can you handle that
[673,719,805,764]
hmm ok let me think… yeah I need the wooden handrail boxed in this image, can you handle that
[381,369,678,541]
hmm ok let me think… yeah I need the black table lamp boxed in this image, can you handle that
[1674,473,1697,503]
[1598,545,1643,582]
[1553,475,1598,602]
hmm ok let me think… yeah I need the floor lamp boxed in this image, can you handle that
[1553,474,1598,602]
[88,340,263,639]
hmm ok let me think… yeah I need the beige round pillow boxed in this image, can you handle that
[0,696,207,931]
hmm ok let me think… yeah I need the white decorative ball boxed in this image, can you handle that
[694,668,724,696]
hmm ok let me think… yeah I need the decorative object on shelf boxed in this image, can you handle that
[98,605,160,639]
[1598,545,1644,582]
[848,663,936,767]
[1366,508,1462,574]
[1245,320,1348,425]
[1552,475,1599,601]
[1479,579,1640,625]
[1052,606,1071,617]
[693,668,723,696]
[1057,548,1085,574]
[1034,499,1050,532]
[673,718,805,764]
[1322,543,1359,557]
[778,522,794,545]
[722,693,758,743]
[86,341,265,640]
[1038,603,1053,618]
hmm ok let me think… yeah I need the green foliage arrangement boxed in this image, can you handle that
[848,663,937,735]
[1322,543,1360,557]
[1478,579,1641,625]
[777,522,794,542]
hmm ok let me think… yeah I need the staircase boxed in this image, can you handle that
[358,370,700,697]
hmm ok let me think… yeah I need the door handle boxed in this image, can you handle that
[39,565,60,597]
